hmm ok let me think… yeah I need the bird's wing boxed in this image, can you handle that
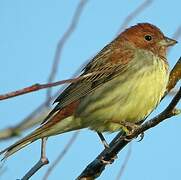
[43,42,134,123]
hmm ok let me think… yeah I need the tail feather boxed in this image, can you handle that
[0,101,81,160]
[0,115,82,160]
[0,126,48,160]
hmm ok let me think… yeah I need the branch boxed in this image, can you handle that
[21,138,49,180]
[43,132,79,180]
[0,77,82,101]
[0,55,90,141]
[0,69,115,101]
[77,87,181,179]
[0,57,90,141]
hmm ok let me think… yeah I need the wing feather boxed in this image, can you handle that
[43,41,134,124]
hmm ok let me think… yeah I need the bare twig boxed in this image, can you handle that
[46,0,89,103]
[77,87,181,180]
[0,76,83,101]
[21,138,49,180]
[43,132,79,180]
[0,58,90,141]
[115,144,132,180]
[117,0,153,33]
[0,68,115,101]
[0,59,89,140]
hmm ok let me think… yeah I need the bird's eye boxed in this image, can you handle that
[144,35,152,41]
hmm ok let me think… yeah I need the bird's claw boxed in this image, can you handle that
[100,155,118,164]
[119,121,140,135]
[119,135,133,142]
[118,122,144,142]
[137,132,144,142]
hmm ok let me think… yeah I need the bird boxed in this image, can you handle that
[0,23,177,159]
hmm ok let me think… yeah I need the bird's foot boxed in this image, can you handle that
[100,155,118,164]
[120,121,139,135]
[137,132,144,142]
[119,121,144,141]
[97,132,110,149]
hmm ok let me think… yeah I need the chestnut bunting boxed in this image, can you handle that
[0,23,177,159]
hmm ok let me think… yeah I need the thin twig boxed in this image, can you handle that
[43,132,79,180]
[115,144,132,180]
[0,59,89,140]
[77,88,181,179]
[117,0,153,33]
[0,77,82,101]
[0,59,90,141]
[46,0,89,104]
[0,69,114,101]
[21,138,49,180]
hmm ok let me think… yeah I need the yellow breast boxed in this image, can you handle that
[76,51,169,132]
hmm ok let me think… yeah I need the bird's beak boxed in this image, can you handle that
[159,37,178,47]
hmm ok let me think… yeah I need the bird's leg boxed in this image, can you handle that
[96,132,118,164]
[97,132,110,149]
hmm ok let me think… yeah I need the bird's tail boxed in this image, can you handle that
[0,113,82,160]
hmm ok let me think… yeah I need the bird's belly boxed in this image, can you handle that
[75,64,168,132]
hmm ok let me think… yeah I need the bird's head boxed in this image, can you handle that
[120,23,177,57]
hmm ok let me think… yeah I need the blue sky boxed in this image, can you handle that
[0,0,180,179]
